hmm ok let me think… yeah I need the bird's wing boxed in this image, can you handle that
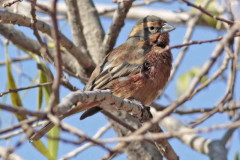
[86,41,147,90]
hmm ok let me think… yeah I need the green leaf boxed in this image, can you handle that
[193,0,223,29]
[48,126,60,159]
[177,67,207,96]
[235,152,240,160]
[32,141,55,160]
[37,72,43,110]
[5,45,54,160]
[24,50,53,107]
[39,69,52,104]
[176,71,191,97]
[6,51,26,121]
[39,67,60,159]
[27,52,59,159]
[38,69,52,109]
[47,42,66,52]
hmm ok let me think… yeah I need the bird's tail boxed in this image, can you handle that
[30,102,99,142]
[80,107,102,120]
[29,121,55,142]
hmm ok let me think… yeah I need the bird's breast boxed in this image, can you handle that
[110,47,172,105]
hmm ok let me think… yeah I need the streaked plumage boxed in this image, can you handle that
[81,15,174,119]
[29,15,175,141]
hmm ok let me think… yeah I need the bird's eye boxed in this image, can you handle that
[148,26,158,33]
[143,62,150,71]
[149,26,155,30]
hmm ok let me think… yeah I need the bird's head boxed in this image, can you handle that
[128,15,175,47]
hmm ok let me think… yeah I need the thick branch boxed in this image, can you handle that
[130,20,240,139]
[0,10,95,75]
[101,0,134,57]
[65,0,92,66]
[53,90,177,160]
[0,146,24,160]
[77,0,104,64]
[0,24,87,80]
[159,114,227,160]
[109,111,163,160]
[3,1,229,29]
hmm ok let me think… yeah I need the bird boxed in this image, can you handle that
[80,15,175,119]
[29,15,175,142]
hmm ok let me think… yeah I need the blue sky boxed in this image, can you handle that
[0,0,239,159]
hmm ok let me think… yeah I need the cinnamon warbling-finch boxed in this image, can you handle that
[30,15,175,142]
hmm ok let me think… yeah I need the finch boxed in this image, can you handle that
[81,15,174,119]
[30,15,175,142]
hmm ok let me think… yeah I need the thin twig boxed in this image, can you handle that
[30,0,54,63]
[48,0,62,111]
[0,121,47,140]
[129,21,240,139]
[0,82,52,97]
[0,24,86,80]
[0,104,47,117]
[102,110,136,132]
[152,102,240,114]
[98,120,240,144]
[2,0,23,8]
[0,146,24,160]
[159,0,212,97]
[0,56,32,66]
[99,0,158,15]
[101,0,134,59]
[0,117,39,135]
[4,136,28,160]
[57,120,112,152]
[61,124,111,160]
[0,10,94,71]
[181,0,234,25]
[222,115,240,145]
[189,37,239,127]
[65,0,93,73]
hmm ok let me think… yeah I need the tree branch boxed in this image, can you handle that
[77,0,104,64]
[101,0,134,57]
[0,24,87,81]
[0,10,95,75]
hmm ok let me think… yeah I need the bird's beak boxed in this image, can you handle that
[161,23,175,33]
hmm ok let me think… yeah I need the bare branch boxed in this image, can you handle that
[0,121,47,140]
[222,115,240,145]
[30,0,53,63]
[130,20,240,138]
[158,113,228,160]
[0,55,32,66]
[0,146,24,160]
[77,0,104,64]
[61,124,111,160]
[3,1,230,29]
[48,0,63,110]
[0,10,95,74]
[159,0,212,97]
[65,0,92,68]
[0,104,47,118]
[0,82,52,97]
[53,120,112,152]
[104,111,163,160]
[2,0,23,8]
[189,37,240,127]
[101,0,134,57]
[0,24,87,81]
[181,0,234,25]
[99,120,240,144]
[0,117,39,135]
